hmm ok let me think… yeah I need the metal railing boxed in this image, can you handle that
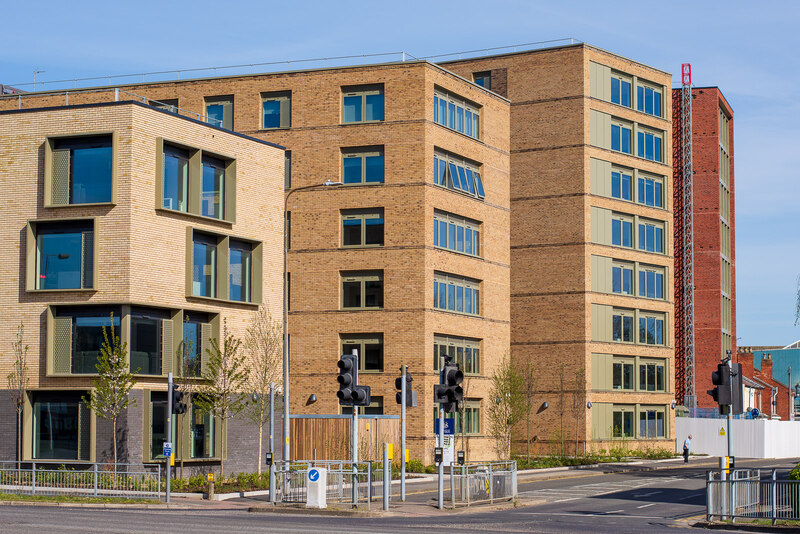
[449,461,517,507]
[708,469,800,524]
[0,462,162,500]
[273,460,385,507]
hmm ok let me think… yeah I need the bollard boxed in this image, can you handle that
[772,470,777,526]
[207,473,215,500]
[383,447,390,511]
[269,462,276,504]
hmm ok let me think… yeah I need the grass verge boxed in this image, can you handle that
[0,492,158,505]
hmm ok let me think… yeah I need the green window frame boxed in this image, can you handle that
[32,391,92,461]
[433,151,485,199]
[47,135,114,206]
[341,209,384,247]
[204,95,233,130]
[612,408,634,438]
[33,220,94,291]
[433,90,480,140]
[187,229,262,304]
[341,271,384,310]
[162,144,190,212]
[638,312,665,346]
[612,308,634,343]
[433,334,480,375]
[455,400,481,435]
[262,91,291,129]
[639,407,666,438]
[612,358,634,390]
[190,398,215,458]
[341,334,383,373]
[639,360,666,392]
[342,85,384,123]
[434,210,481,257]
[342,147,384,185]
[610,73,632,107]
[433,272,481,316]
[473,72,491,90]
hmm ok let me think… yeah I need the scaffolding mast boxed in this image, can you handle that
[681,63,696,413]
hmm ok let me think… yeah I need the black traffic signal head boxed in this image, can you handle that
[395,372,417,406]
[707,363,732,410]
[730,362,743,415]
[337,354,371,406]
[435,361,463,413]
[171,384,186,415]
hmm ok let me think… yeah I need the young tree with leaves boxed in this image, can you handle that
[486,355,528,459]
[571,367,586,456]
[518,360,537,458]
[83,314,137,470]
[243,307,282,474]
[7,322,30,469]
[194,319,249,477]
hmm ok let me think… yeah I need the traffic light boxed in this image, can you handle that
[707,363,731,414]
[337,354,371,406]
[730,362,743,415]
[434,357,463,413]
[395,372,417,407]
[171,383,186,415]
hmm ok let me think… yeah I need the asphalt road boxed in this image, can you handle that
[1,458,796,533]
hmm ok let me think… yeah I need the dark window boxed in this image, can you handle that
[191,400,214,458]
[262,92,291,129]
[229,240,252,302]
[342,86,384,123]
[35,221,93,290]
[181,313,208,378]
[130,307,168,375]
[613,361,634,390]
[54,136,113,204]
[342,210,384,247]
[284,151,291,189]
[201,156,225,219]
[163,145,189,212]
[342,148,384,185]
[342,272,383,310]
[341,335,383,372]
[473,72,491,90]
[57,306,121,374]
[192,233,217,298]
[205,96,233,130]
[150,392,171,459]
[33,391,86,460]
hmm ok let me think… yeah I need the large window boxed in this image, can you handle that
[51,136,113,205]
[130,308,168,375]
[636,84,662,117]
[433,90,480,139]
[163,145,189,212]
[192,234,217,298]
[342,147,384,185]
[455,400,481,435]
[341,272,384,310]
[610,74,631,107]
[611,121,632,154]
[637,220,664,253]
[434,272,480,316]
[341,335,383,372]
[638,265,664,300]
[637,129,663,163]
[434,335,480,374]
[433,151,485,199]
[638,313,665,346]
[181,312,209,378]
[434,211,481,257]
[55,307,121,374]
[205,96,233,130]
[613,359,634,390]
[639,361,666,392]
[191,400,215,458]
[611,214,633,248]
[201,156,225,219]
[229,240,252,303]
[612,409,634,438]
[342,85,384,123]
[33,392,88,460]
[611,169,632,201]
[612,309,634,343]
[342,209,384,247]
[262,92,291,129]
[612,262,633,295]
[638,174,664,208]
[149,392,176,459]
[35,221,93,290]
[639,408,666,438]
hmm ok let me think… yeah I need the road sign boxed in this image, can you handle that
[719,427,725,436]
[434,418,455,435]
[308,469,320,482]
[751,408,760,419]
[306,468,327,509]
[162,441,172,457]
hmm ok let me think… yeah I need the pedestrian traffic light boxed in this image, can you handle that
[171,384,186,415]
[730,362,743,415]
[434,356,463,413]
[395,372,417,407]
[707,362,731,414]
[337,354,371,406]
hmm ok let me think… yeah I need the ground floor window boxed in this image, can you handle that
[32,391,89,460]
[639,408,666,438]
[612,409,634,438]
[191,402,214,458]
[150,392,177,459]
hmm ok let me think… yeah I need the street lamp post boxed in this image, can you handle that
[283,180,342,462]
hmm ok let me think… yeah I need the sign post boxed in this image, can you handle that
[166,372,173,503]
[400,364,407,501]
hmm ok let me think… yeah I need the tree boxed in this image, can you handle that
[7,322,30,469]
[486,354,528,459]
[194,319,249,477]
[82,314,137,470]
[518,360,537,458]
[243,307,282,474]
[571,366,586,456]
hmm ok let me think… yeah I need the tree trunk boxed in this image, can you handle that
[113,418,118,468]
[257,417,264,475]
[17,411,22,470]
[220,419,226,478]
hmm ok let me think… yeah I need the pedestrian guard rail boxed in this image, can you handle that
[273,460,385,507]
[0,461,162,499]
[448,461,517,507]
[708,468,800,524]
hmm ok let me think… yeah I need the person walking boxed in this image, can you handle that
[683,434,692,463]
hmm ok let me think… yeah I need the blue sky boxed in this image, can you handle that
[3,0,799,345]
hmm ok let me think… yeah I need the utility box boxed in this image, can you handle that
[306,467,327,509]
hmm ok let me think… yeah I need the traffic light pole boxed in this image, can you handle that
[166,372,172,503]
[351,348,359,507]
[438,406,444,510]
[400,364,407,501]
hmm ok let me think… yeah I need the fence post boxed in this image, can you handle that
[706,470,712,521]
[93,463,98,497]
[488,463,494,504]
[383,447,389,511]
[772,469,777,526]
[31,462,36,495]
[367,463,372,509]
[450,462,455,509]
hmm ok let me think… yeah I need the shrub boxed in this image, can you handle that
[406,459,425,473]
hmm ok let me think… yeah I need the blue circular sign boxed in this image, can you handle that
[751,408,760,418]
[308,469,320,482]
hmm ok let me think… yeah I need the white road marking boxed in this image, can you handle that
[637,502,658,508]
[519,476,682,503]
[522,512,663,519]
[678,492,704,501]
